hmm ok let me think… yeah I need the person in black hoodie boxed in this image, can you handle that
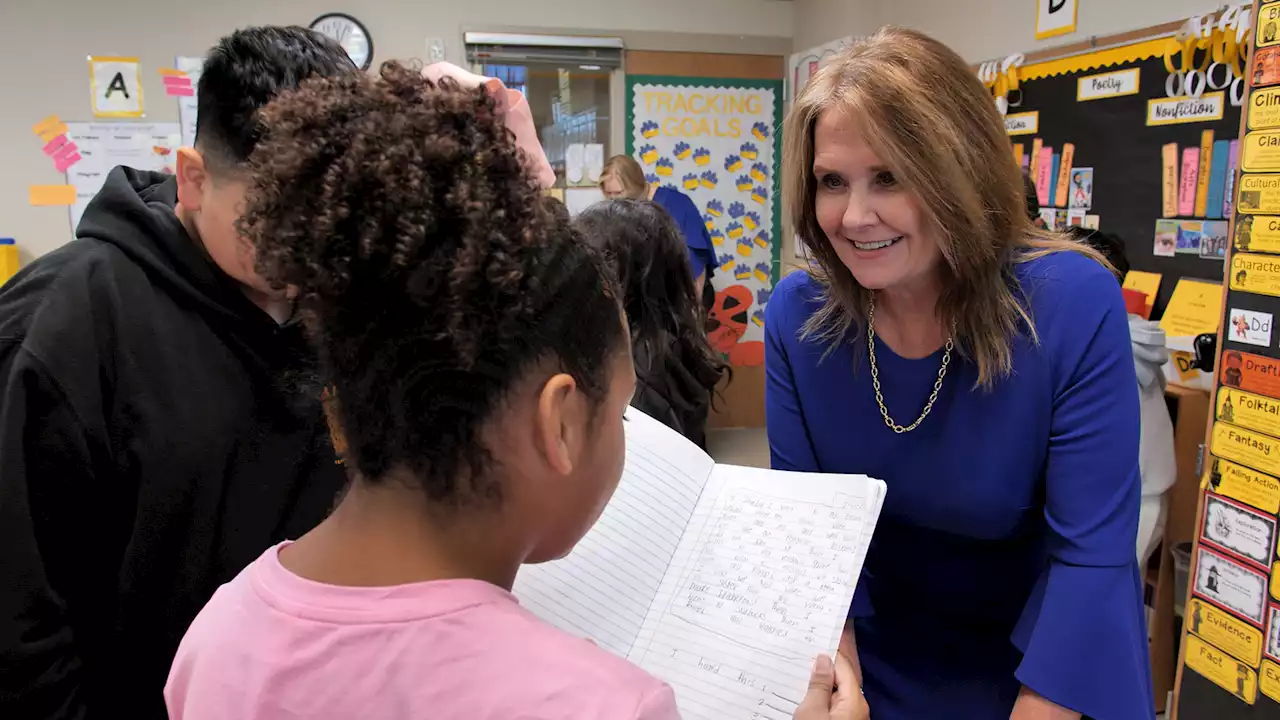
[0,27,355,719]
[574,200,730,448]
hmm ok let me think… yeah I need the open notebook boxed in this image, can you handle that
[514,409,886,720]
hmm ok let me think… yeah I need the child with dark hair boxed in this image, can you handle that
[164,62,861,720]
[575,200,729,448]
[1066,226,1130,278]
[0,26,357,719]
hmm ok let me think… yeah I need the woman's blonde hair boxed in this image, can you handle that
[782,26,1105,388]
[600,155,649,198]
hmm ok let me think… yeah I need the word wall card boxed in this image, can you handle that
[1178,1,1280,716]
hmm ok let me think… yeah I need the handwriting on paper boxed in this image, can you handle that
[672,491,861,658]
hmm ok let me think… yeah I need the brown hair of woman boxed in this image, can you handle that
[782,26,1106,388]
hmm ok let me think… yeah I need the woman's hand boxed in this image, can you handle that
[795,652,869,720]
[839,620,864,687]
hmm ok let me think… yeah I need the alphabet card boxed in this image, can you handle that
[1035,0,1078,40]
[89,56,143,118]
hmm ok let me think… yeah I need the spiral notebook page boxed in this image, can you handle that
[626,465,884,720]
[513,409,715,656]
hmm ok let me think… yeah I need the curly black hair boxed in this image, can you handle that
[239,61,626,505]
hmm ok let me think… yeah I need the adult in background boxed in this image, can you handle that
[599,155,715,300]
[0,28,359,719]
[768,27,1152,720]
[575,199,730,447]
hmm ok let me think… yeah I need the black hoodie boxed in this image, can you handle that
[0,168,347,719]
[630,334,721,449]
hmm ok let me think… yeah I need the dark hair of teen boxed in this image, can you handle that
[238,61,626,505]
[575,199,729,445]
[1066,227,1130,281]
[195,26,355,168]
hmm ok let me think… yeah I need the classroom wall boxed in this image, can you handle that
[1,0,792,261]
[793,0,1223,60]
[791,0,880,52]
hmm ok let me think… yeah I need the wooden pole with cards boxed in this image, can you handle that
[1173,1,1280,716]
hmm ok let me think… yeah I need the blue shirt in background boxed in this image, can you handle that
[652,187,714,283]
[764,251,1153,720]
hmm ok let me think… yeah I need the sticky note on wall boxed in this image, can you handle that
[31,114,68,142]
[160,69,194,97]
[29,185,77,206]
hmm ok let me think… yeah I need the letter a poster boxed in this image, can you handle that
[627,76,782,366]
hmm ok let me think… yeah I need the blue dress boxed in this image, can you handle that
[764,251,1153,720]
[652,186,714,283]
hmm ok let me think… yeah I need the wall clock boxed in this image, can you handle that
[309,13,373,71]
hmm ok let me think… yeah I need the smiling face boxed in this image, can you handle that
[811,110,943,295]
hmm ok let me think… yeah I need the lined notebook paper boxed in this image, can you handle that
[514,409,886,719]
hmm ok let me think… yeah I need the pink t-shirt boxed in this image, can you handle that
[165,543,679,720]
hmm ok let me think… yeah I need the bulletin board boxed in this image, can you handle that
[1175,1,1280,717]
[625,75,783,367]
[1006,42,1243,319]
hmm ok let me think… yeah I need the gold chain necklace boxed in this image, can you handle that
[867,296,954,434]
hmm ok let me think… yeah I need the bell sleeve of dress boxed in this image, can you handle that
[1010,266,1155,720]
[764,274,820,473]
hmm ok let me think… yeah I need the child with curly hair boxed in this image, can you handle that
[163,62,862,720]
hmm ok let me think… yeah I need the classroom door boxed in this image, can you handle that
[625,50,785,429]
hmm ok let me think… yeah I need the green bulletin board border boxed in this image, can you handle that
[624,74,784,288]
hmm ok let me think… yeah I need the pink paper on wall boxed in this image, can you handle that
[55,152,82,173]
[42,134,69,156]
[162,74,195,97]
[1035,147,1053,206]
[1178,147,1199,217]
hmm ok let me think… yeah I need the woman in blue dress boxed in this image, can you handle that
[768,27,1153,720]
[599,155,715,298]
